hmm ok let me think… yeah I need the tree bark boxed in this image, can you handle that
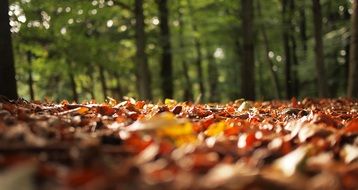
[188,0,205,101]
[299,2,308,54]
[113,72,123,99]
[290,0,299,97]
[178,2,193,100]
[291,33,299,97]
[26,51,35,100]
[282,0,293,99]
[157,0,173,99]
[135,0,152,100]
[312,0,328,97]
[99,65,108,100]
[207,48,219,102]
[0,0,18,99]
[67,61,78,102]
[241,0,255,100]
[348,0,358,98]
[257,1,281,99]
[89,71,96,100]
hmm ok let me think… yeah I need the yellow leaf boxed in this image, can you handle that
[205,121,227,136]
[77,107,89,115]
[157,122,194,137]
[164,98,177,106]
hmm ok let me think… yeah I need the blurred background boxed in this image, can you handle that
[3,0,357,102]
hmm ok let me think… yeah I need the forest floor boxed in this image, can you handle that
[0,97,357,190]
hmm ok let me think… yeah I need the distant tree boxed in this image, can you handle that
[241,0,255,100]
[157,0,173,98]
[257,1,281,99]
[135,0,152,100]
[67,61,78,102]
[312,0,328,97]
[98,65,108,99]
[188,0,205,101]
[207,47,219,102]
[282,0,293,99]
[348,0,358,98]
[26,51,35,100]
[177,1,193,100]
[0,0,18,99]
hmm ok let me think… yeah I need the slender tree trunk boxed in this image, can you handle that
[113,72,123,99]
[241,0,255,100]
[0,0,17,99]
[282,0,292,99]
[68,61,78,102]
[344,37,350,91]
[348,0,358,98]
[299,2,308,54]
[290,0,299,97]
[89,72,96,100]
[232,38,242,99]
[26,51,35,100]
[135,0,152,100]
[207,48,219,102]
[157,0,173,98]
[98,65,108,100]
[188,0,205,101]
[257,1,281,99]
[312,0,328,97]
[178,3,193,100]
[291,34,299,97]
[194,39,205,100]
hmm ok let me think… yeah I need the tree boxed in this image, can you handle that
[0,0,18,99]
[188,0,205,101]
[135,0,152,100]
[257,0,281,99]
[348,0,358,98]
[312,0,328,97]
[99,65,108,99]
[241,0,255,100]
[177,1,193,100]
[282,0,293,99]
[157,0,173,98]
[26,51,35,100]
[207,47,219,102]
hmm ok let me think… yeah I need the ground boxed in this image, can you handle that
[0,97,357,190]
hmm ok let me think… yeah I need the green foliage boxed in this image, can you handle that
[9,0,353,101]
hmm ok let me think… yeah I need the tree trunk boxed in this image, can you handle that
[207,48,219,102]
[241,0,255,100]
[178,1,193,100]
[232,38,242,99]
[99,65,108,100]
[135,0,152,100]
[282,0,293,99]
[26,51,35,100]
[89,71,96,100]
[290,0,299,97]
[157,0,173,98]
[257,1,281,99]
[194,40,205,101]
[0,0,17,99]
[68,61,78,102]
[188,0,205,101]
[291,34,299,97]
[299,2,308,54]
[348,0,358,98]
[312,0,328,97]
[114,72,123,99]
[344,37,350,91]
